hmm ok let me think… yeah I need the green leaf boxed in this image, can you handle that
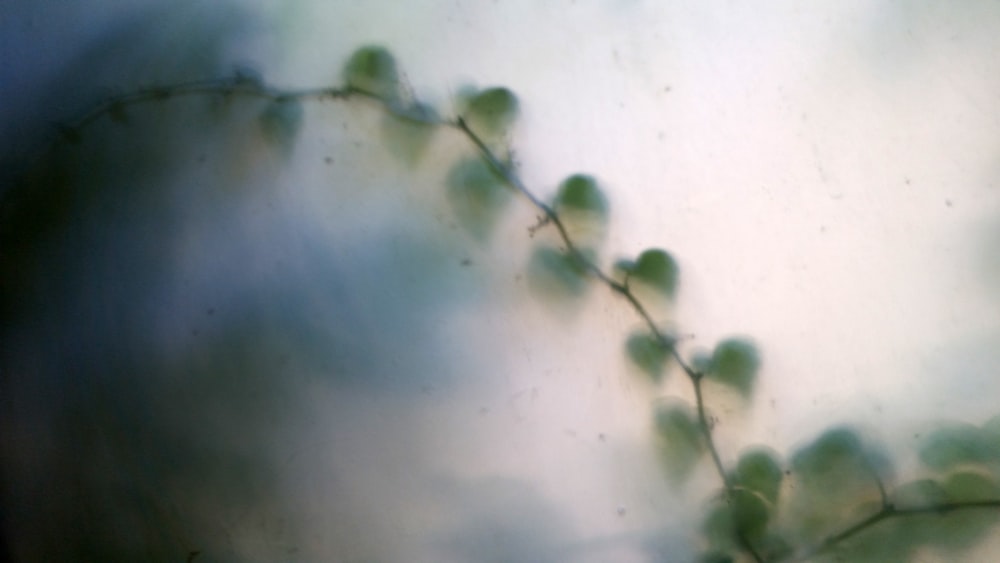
[381,108,438,166]
[258,97,304,152]
[654,401,704,484]
[732,448,783,504]
[527,245,592,299]
[555,174,608,217]
[630,249,679,298]
[730,488,771,539]
[702,489,772,551]
[343,45,400,100]
[625,330,671,382]
[943,470,1000,502]
[792,427,863,475]
[463,87,519,137]
[919,422,1000,471]
[891,478,948,509]
[706,338,760,397]
[446,158,510,241]
[554,174,609,247]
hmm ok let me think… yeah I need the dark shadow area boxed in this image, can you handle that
[0,5,480,561]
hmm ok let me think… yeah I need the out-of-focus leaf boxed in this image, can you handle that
[553,174,609,247]
[919,422,1000,471]
[702,488,772,551]
[629,248,679,298]
[654,401,704,484]
[891,478,947,509]
[381,108,437,166]
[343,45,399,100]
[555,174,607,217]
[446,158,510,240]
[943,470,1000,503]
[732,447,783,504]
[984,413,1000,437]
[625,330,671,382]
[706,338,759,397]
[463,87,519,137]
[792,427,862,476]
[527,245,592,299]
[258,97,304,152]
[920,470,1000,552]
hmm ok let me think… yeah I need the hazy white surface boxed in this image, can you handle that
[3,1,999,561]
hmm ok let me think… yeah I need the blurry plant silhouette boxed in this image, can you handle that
[11,44,1000,562]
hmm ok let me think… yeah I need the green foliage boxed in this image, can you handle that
[446,157,511,240]
[625,330,671,382]
[704,338,760,398]
[654,401,704,485]
[343,45,400,100]
[702,488,782,556]
[462,87,519,138]
[784,427,885,541]
[617,248,679,298]
[892,478,948,508]
[553,174,609,247]
[919,422,1000,472]
[791,427,877,491]
[257,97,304,152]
[944,469,1000,502]
[527,245,592,299]
[731,448,783,504]
[381,102,439,165]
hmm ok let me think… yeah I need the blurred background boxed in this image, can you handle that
[2,1,999,561]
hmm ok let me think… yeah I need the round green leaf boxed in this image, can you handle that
[792,427,863,473]
[943,470,1000,503]
[343,45,400,100]
[446,158,510,240]
[625,330,671,382]
[891,478,947,509]
[555,174,608,217]
[527,245,592,298]
[733,447,783,504]
[464,87,519,137]
[706,338,760,397]
[630,248,679,298]
[654,401,704,484]
[554,174,609,247]
[730,488,771,540]
[919,422,1000,471]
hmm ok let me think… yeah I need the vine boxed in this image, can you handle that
[20,45,1000,562]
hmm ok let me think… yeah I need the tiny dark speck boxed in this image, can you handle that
[324,156,333,164]
[945,199,953,207]
[460,258,472,267]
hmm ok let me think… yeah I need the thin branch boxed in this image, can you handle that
[787,499,1000,562]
